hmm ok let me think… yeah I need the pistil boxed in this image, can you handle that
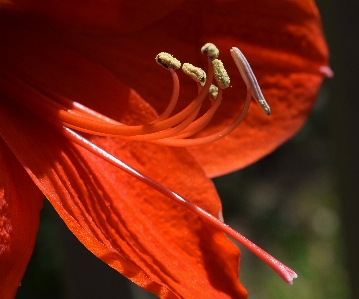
[61,125,297,285]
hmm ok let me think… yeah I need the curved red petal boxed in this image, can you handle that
[0,139,43,299]
[0,96,247,298]
[1,21,247,294]
[1,1,329,177]
[188,0,330,176]
[0,1,328,293]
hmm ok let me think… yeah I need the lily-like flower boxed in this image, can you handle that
[0,0,330,298]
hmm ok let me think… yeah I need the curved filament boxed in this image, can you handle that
[172,91,222,139]
[0,62,213,137]
[151,68,180,123]
[152,87,252,147]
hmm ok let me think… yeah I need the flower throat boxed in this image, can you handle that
[1,43,270,145]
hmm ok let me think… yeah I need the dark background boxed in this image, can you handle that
[16,1,358,298]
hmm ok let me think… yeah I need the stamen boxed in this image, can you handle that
[2,45,266,147]
[124,102,202,141]
[230,47,271,115]
[155,52,181,70]
[201,43,219,60]
[61,126,297,285]
[141,59,213,134]
[208,84,219,99]
[182,63,206,84]
[172,88,222,139]
[152,87,251,147]
[212,59,230,89]
[0,62,213,137]
[152,68,180,123]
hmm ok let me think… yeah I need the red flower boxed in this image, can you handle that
[0,1,329,298]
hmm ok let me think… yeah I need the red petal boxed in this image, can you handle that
[1,21,247,294]
[188,0,330,176]
[0,87,247,298]
[0,139,43,299]
[6,0,183,32]
[0,1,329,293]
[1,1,329,177]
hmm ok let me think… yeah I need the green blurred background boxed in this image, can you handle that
[15,1,359,298]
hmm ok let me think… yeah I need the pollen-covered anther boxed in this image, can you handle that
[208,84,218,99]
[201,43,219,59]
[212,59,230,89]
[156,52,181,70]
[182,63,206,84]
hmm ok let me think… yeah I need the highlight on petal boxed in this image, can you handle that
[0,139,43,299]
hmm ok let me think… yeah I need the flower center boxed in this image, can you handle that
[0,43,270,147]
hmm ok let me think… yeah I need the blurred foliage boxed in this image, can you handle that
[16,200,65,299]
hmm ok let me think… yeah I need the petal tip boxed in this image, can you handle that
[319,66,334,78]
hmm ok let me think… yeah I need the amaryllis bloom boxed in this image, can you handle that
[0,0,330,298]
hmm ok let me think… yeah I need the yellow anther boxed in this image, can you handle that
[208,84,219,99]
[182,63,206,84]
[212,59,230,89]
[201,43,219,59]
[156,52,181,70]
